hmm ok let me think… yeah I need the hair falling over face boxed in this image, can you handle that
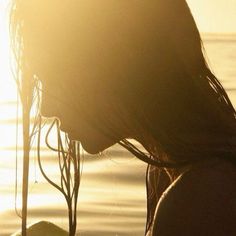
[9,0,236,235]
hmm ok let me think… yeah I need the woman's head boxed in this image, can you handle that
[11,0,236,161]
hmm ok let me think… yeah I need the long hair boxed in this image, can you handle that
[10,0,236,233]
[10,0,236,161]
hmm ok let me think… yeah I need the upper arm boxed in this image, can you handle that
[152,166,236,236]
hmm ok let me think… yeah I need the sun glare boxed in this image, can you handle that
[0,1,16,104]
[0,0,18,213]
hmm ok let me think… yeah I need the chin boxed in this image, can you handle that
[67,130,118,155]
[80,142,107,155]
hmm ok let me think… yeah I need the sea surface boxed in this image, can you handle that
[0,36,236,236]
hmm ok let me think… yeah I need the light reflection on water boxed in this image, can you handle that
[0,39,236,235]
[0,147,147,235]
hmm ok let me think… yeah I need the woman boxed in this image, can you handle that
[11,0,236,235]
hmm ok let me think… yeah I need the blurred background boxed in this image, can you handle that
[0,1,236,235]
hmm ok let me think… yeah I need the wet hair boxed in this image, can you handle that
[10,0,236,233]
[10,0,236,163]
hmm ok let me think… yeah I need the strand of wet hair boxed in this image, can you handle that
[14,85,22,218]
[201,44,236,118]
[118,139,189,168]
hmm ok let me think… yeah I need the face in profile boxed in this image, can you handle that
[32,1,169,153]
[18,0,197,154]
[40,81,134,154]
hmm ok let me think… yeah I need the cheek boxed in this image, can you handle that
[41,94,118,154]
[40,79,127,154]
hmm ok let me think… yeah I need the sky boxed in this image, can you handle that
[187,0,236,33]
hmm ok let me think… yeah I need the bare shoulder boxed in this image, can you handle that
[152,158,236,236]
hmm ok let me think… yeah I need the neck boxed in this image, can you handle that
[136,133,191,182]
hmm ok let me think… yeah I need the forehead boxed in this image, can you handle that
[23,0,172,74]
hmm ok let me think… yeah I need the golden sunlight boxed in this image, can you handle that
[187,0,236,33]
[0,1,16,103]
[0,0,18,214]
[0,1,236,235]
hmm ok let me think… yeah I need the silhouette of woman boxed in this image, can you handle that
[11,1,236,235]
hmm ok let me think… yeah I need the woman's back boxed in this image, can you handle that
[148,159,236,235]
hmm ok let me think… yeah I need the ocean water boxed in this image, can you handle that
[0,37,236,236]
